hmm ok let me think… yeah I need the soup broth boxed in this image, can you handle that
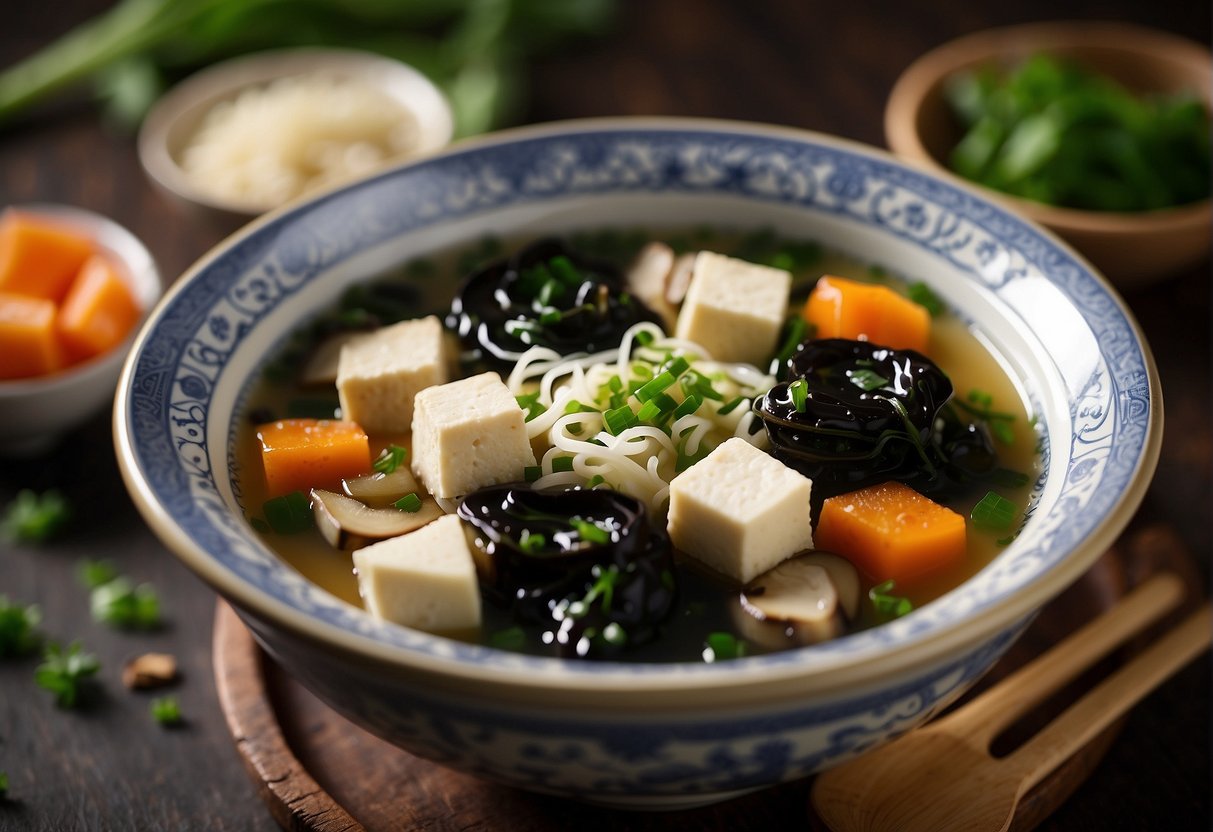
[235,228,1039,661]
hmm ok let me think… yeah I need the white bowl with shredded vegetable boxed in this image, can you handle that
[115,118,1161,809]
[138,48,453,223]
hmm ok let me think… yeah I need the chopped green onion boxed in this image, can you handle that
[262,491,312,534]
[635,400,662,422]
[662,356,691,378]
[968,389,994,409]
[90,577,160,630]
[673,394,703,419]
[634,330,656,346]
[869,580,913,621]
[991,420,1016,445]
[551,456,575,473]
[150,695,183,727]
[603,405,639,435]
[601,622,627,646]
[549,255,582,286]
[681,369,723,401]
[523,465,542,483]
[848,369,888,391]
[635,371,677,402]
[585,475,606,488]
[717,395,747,416]
[971,491,1019,532]
[394,493,422,513]
[789,379,809,412]
[489,626,527,650]
[1,488,70,543]
[702,632,747,662]
[516,392,546,422]
[608,375,623,393]
[536,278,560,306]
[519,530,546,553]
[907,281,945,316]
[652,392,679,414]
[35,641,99,708]
[372,444,408,475]
[572,518,609,544]
[538,309,562,326]
[77,558,119,590]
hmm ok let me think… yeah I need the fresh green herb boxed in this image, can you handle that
[394,493,423,513]
[680,370,723,402]
[634,370,677,402]
[971,490,1019,532]
[0,770,8,799]
[945,53,1211,211]
[603,404,638,435]
[907,281,945,317]
[571,518,609,545]
[955,389,1018,445]
[0,596,42,658]
[661,356,691,378]
[634,329,656,347]
[262,491,312,534]
[519,530,546,554]
[585,475,606,488]
[77,558,120,590]
[523,465,542,483]
[516,391,546,422]
[372,444,408,475]
[90,577,161,630]
[635,400,662,422]
[789,378,809,412]
[702,632,747,662]
[150,695,183,727]
[673,394,702,420]
[489,626,527,651]
[1,489,70,543]
[848,369,889,392]
[717,395,747,416]
[869,580,914,621]
[551,456,575,473]
[35,642,100,708]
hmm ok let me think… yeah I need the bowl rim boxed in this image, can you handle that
[136,46,455,218]
[0,202,161,397]
[883,19,1213,235]
[114,116,1163,698]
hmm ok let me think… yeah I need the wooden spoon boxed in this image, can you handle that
[811,573,1211,832]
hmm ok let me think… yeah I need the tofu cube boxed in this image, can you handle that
[667,437,813,583]
[353,514,481,633]
[674,250,791,365]
[336,315,447,434]
[411,371,537,499]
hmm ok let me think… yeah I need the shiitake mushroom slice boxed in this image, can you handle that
[734,552,861,650]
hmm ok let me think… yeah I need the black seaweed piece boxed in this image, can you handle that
[446,238,663,371]
[457,484,677,658]
[756,338,1001,506]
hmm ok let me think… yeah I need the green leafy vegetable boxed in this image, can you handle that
[945,53,1211,211]
[971,490,1019,533]
[90,577,161,630]
[0,596,42,658]
[35,642,100,708]
[393,492,423,513]
[869,580,913,621]
[371,444,408,475]
[907,281,945,317]
[702,632,747,662]
[77,558,120,590]
[150,695,184,726]
[1,489,70,543]
[261,491,313,534]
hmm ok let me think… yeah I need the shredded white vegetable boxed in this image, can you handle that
[508,322,774,515]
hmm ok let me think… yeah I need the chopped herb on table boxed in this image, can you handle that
[90,577,161,630]
[0,596,42,658]
[150,695,184,727]
[77,558,121,590]
[35,642,100,708]
[0,770,7,799]
[1,489,70,543]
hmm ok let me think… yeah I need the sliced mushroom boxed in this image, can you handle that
[624,242,679,332]
[311,488,444,550]
[301,332,364,387]
[343,466,422,508]
[733,552,861,650]
[665,252,696,306]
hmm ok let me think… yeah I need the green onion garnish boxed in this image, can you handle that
[150,695,183,727]
[848,369,888,391]
[489,626,527,650]
[634,330,656,346]
[1,489,70,543]
[702,632,747,662]
[635,400,662,422]
[372,444,408,475]
[519,530,546,553]
[549,255,582,286]
[869,580,914,620]
[673,394,702,419]
[789,379,809,412]
[394,493,423,513]
[35,641,100,709]
[0,596,42,658]
[523,465,542,483]
[572,518,609,544]
[538,309,563,326]
[681,369,724,401]
[603,405,638,435]
[662,356,691,377]
[717,395,747,415]
[635,371,677,402]
[907,281,945,316]
[586,475,606,488]
[262,491,312,534]
[971,491,1019,532]
[551,456,575,473]
[516,392,546,422]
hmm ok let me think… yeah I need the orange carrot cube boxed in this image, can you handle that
[0,292,64,379]
[58,254,142,361]
[803,275,931,353]
[0,211,96,303]
[814,481,966,585]
[256,419,372,497]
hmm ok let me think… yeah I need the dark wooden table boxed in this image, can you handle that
[1,2,1209,830]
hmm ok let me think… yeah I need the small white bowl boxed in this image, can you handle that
[0,204,161,456]
[137,48,454,227]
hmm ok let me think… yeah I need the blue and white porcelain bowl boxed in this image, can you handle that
[114,119,1161,809]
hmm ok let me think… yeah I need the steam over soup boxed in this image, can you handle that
[236,228,1039,662]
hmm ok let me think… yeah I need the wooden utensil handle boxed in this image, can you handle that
[1006,602,1213,792]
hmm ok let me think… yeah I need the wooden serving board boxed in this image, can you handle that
[213,524,1200,832]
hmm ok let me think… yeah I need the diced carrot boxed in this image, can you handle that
[256,419,372,497]
[57,254,142,362]
[803,275,931,353]
[0,211,96,303]
[0,292,64,379]
[814,481,966,586]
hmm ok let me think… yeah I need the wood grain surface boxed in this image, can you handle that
[1,2,1209,831]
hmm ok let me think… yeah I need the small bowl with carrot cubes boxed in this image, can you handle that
[0,204,160,453]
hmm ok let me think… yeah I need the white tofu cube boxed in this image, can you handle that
[411,371,536,499]
[353,514,481,633]
[337,315,447,434]
[674,250,791,365]
[667,437,813,583]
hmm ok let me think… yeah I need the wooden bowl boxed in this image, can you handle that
[884,21,1212,288]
